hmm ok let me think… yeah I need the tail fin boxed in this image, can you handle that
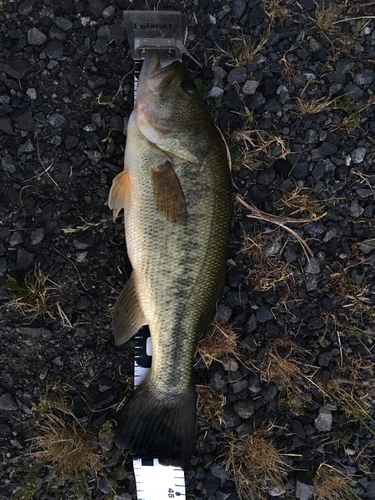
[115,381,196,470]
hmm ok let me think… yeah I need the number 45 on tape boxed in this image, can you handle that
[133,458,185,500]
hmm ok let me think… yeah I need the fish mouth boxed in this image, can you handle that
[137,50,161,93]
[137,50,181,97]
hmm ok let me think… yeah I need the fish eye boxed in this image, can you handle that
[181,79,196,94]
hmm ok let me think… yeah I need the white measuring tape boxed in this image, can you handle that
[133,458,186,500]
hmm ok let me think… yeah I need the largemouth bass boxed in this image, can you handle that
[108,50,232,469]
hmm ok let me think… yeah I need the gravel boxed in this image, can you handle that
[1,1,375,499]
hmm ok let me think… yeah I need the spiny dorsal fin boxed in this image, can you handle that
[152,161,188,224]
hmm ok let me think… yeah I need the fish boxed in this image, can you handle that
[108,50,232,469]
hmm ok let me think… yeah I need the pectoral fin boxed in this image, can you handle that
[152,162,188,224]
[108,170,131,219]
[113,273,147,346]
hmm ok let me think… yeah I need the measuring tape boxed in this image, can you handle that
[133,458,186,500]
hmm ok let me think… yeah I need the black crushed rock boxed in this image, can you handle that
[1,1,375,499]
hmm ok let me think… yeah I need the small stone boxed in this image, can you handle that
[99,377,113,393]
[305,129,318,144]
[64,135,79,149]
[31,228,44,245]
[359,240,375,254]
[1,154,16,173]
[295,480,314,500]
[0,393,18,411]
[256,305,273,323]
[305,257,320,274]
[226,291,248,308]
[52,135,62,145]
[306,274,318,291]
[318,351,332,367]
[354,69,375,86]
[233,0,246,19]
[349,199,364,218]
[242,80,259,95]
[98,476,111,495]
[26,88,37,100]
[209,371,226,391]
[216,304,232,323]
[228,67,247,86]
[77,295,91,310]
[246,314,257,334]
[315,411,333,431]
[269,485,286,497]
[248,92,265,109]
[45,41,64,59]
[265,242,281,256]
[80,17,91,27]
[16,248,34,270]
[55,17,73,31]
[0,118,13,135]
[323,228,337,242]
[0,423,12,435]
[343,82,364,101]
[293,160,309,179]
[48,113,66,128]
[351,147,366,164]
[208,86,224,98]
[13,107,34,132]
[52,356,64,367]
[89,0,106,19]
[10,232,22,246]
[336,57,355,74]
[210,463,228,486]
[305,222,325,237]
[18,1,34,16]
[102,5,115,19]
[234,398,254,419]
[27,27,47,45]
[18,139,35,153]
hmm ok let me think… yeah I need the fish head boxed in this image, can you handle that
[135,50,208,155]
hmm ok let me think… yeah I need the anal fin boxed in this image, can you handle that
[152,162,187,224]
[108,170,131,219]
[113,273,147,346]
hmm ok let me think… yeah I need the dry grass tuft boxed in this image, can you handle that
[33,414,102,480]
[3,268,72,327]
[274,188,327,220]
[4,268,55,321]
[296,96,335,116]
[314,463,360,500]
[264,0,289,22]
[12,404,103,500]
[241,230,294,292]
[232,128,290,168]
[338,354,374,382]
[249,257,293,292]
[319,378,375,433]
[222,425,288,499]
[328,270,374,318]
[227,34,269,67]
[197,320,241,368]
[314,5,339,33]
[261,336,310,413]
[196,384,226,425]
